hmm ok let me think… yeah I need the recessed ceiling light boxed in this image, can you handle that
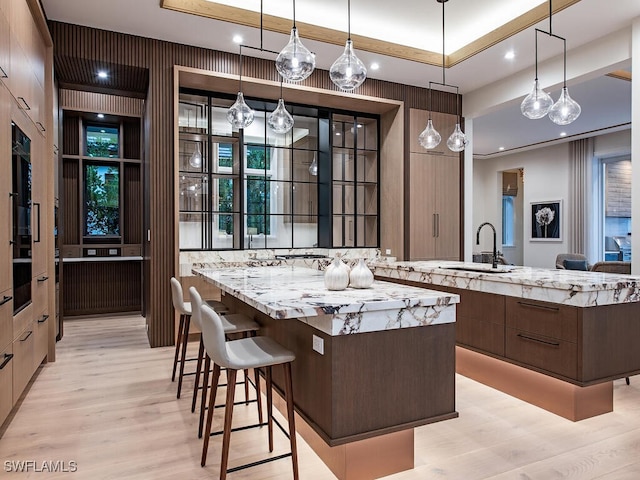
[232,35,243,44]
[97,71,108,79]
[370,62,380,71]
[357,124,363,128]
[499,147,505,151]
[336,132,341,136]
[504,51,515,60]
[97,113,105,119]
[560,132,567,137]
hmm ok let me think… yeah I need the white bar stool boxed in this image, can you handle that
[198,303,298,480]
[170,277,229,399]
[189,287,262,438]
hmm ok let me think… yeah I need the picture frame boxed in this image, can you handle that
[530,200,562,241]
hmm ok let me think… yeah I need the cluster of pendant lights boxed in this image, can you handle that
[418,0,467,153]
[226,0,367,137]
[520,0,580,125]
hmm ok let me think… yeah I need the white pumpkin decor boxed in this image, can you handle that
[349,258,374,288]
[324,256,350,291]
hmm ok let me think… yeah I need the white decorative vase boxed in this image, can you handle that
[349,258,374,288]
[324,256,350,291]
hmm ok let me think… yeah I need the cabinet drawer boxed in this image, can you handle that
[505,327,577,379]
[13,326,35,403]
[0,290,12,351]
[457,315,505,356]
[33,312,49,368]
[33,273,49,314]
[0,343,13,426]
[12,302,32,341]
[505,297,577,342]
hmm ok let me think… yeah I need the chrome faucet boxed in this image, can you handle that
[476,222,498,269]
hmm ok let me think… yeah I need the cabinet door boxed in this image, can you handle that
[0,87,11,293]
[409,152,436,259]
[0,343,13,426]
[410,109,459,158]
[0,288,12,352]
[434,155,460,260]
[33,311,48,368]
[31,134,48,275]
[0,10,10,82]
[12,324,34,403]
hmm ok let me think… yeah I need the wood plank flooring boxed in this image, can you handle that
[0,314,638,479]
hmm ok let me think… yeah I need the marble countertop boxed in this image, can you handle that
[194,265,459,335]
[372,260,640,307]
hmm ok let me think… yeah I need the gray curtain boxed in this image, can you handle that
[568,138,594,256]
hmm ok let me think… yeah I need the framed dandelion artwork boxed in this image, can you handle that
[531,200,562,241]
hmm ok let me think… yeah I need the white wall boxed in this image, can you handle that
[474,143,570,268]
[594,130,632,157]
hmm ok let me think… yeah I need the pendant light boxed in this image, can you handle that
[521,0,581,125]
[329,0,367,91]
[276,0,316,82]
[308,153,318,175]
[419,0,467,153]
[418,88,441,149]
[227,46,255,129]
[189,142,202,168]
[267,81,294,134]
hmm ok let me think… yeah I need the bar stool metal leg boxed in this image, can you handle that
[201,363,222,467]
[191,337,205,413]
[199,354,211,439]
[171,313,185,382]
[176,314,191,399]
[219,369,238,480]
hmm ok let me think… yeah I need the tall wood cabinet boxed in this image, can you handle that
[0,0,54,427]
[408,109,461,261]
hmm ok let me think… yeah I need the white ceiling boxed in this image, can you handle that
[41,0,637,157]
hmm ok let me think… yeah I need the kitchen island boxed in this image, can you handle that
[373,260,640,421]
[195,265,459,480]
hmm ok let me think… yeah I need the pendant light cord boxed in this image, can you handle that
[260,0,263,50]
[441,0,445,85]
[292,0,296,29]
[347,0,351,40]
[239,45,244,91]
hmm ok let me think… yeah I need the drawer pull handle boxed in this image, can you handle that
[36,121,46,132]
[38,314,49,323]
[0,65,7,78]
[517,301,559,312]
[38,275,49,282]
[0,353,13,370]
[0,295,12,306]
[20,331,33,342]
[17,97,31,110]
[517,333,560,347]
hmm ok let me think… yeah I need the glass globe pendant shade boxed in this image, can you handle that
[520,79,554,119]
[189,143,202,168]
[276,27,316,82]
[227,92,255,129]
[267,98,294,134]
[418,119,441,149]
[548,87,581,125]
[447,123,468,152]
[329,40,367,91]
[308,153,318,176]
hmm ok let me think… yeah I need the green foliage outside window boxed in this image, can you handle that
[218,178,234,234]
[86,126,119,158]
[246,146,270,235]
[85,164,120,236]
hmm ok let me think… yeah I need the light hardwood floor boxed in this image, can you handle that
[0,315,639,479]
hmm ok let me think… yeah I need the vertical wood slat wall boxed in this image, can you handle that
[49,21,461,347]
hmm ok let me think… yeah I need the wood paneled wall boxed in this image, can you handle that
[59,89,145,117]
[49,21,461,347]
[62,261,142,316]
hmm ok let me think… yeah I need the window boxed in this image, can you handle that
[502,195,515,246]
[84,163,120,237]
[86,125,119,157]
[177,90,380,250]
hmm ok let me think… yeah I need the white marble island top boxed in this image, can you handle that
[372,260,640,307]
[194,265,459,336]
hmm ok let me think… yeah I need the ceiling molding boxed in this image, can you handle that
[161,0,582,68]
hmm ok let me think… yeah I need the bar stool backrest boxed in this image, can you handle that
[170,277,190,316]
[199,303,234,369]
[188,286,203,330]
